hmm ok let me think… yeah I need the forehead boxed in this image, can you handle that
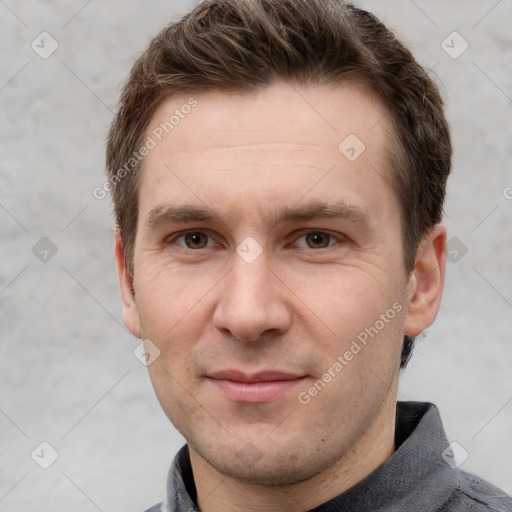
[138,81,397,226]
[146,80,389,155]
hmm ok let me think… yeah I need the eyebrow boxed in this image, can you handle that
[278,201,371,226]
[146,204,218,226]
[145,200,372,230]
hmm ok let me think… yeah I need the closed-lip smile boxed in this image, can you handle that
[207,369,307,403]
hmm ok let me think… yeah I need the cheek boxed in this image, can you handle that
[293,266,396,329]
[134,263,220,392]
[146,359,200,434]
[294,267,406,383]
[135,262,211,334]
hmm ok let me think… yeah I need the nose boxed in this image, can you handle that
[212,253,291,342]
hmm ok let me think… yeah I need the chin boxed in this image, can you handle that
[193,436,341,487]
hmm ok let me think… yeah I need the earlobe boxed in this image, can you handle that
[114,229,142,339]
[403,224,447,337]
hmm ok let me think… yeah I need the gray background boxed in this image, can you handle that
[1,0,511,510]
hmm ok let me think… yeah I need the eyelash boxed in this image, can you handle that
[166,230,345,251]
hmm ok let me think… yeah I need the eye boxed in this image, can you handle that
[173,231,213,249]
[294,231,339,249]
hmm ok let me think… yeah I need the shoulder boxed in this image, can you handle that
[440,470,512,511]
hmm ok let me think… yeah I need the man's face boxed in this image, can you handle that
[120,81,420,485]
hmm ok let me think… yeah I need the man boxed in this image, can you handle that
[105,1,512,511]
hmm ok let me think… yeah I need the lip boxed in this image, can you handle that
[207,370,306,403]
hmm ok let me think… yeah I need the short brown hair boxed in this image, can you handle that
[106,0,451,366]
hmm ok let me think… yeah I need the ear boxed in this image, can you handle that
[403,224,447,337]
[114,229,142,339]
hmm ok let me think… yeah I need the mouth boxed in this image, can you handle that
[206,370,307,403]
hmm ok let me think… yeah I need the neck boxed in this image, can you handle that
[189,399,397,512]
